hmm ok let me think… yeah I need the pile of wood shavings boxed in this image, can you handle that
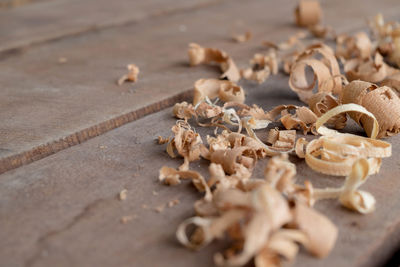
[156,2,400,266]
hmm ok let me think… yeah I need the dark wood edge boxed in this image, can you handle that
[0,90,193,175]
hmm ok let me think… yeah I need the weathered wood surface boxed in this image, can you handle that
[1,76,400,267]
[1,0,400,175]
[0,0,222,53]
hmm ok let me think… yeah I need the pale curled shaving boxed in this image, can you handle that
[308,92,346,129]
[295,0,322,27]
[117,64,139,85]
[316,103,379,138]
[310,158,376,214]
[193,79,245,105]
[341,81,400,138]
[304,133,391,176]
[188,43,240,82]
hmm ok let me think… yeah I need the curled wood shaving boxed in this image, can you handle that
[369,13,400,68]
[344,52,393,83]
[272,105,318,134]
[308,92,346,129]
[165,121,203,170]
[291,201,338,258]
[264,154,296,193]
[381,72,400,96]
[241,51,278,84]
[295,0,322,27]
[341,80,400,138]
[335,32,372,60]
[315,103,379,138]
[172,101,195,120]
[117,64,139,85]
[159,166,212,201]
[193,79,245,105]
[289,44,342,102]
[233,31,253,43]
[311,158,376,214]
[188,43,240,82]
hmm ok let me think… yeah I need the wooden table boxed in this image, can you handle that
[1,0,400,266]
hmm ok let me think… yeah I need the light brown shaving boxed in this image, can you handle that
[341,80,400,138]
[188,43,240,82]
[117,64,139,85]
[289,44,342,102]
[295,0,322,27]
[193,79,245,105]
[241,51,278,84]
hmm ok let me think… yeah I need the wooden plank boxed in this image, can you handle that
[1,0,399,175]
[0,0,49,9]
[0,76,400,267]
[0,0,222,53]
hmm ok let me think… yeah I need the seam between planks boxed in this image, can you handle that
[0,0,232,57]
[0,89,193,175]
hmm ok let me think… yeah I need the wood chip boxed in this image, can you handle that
[119,189,128,201]
[117,64,139,85]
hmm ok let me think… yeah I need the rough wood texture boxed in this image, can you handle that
[1,0,399,175]
[1,76,399,267]
[0,0,222,53]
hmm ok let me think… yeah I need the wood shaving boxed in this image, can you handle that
[381,72,400,96]
[335,32,372,60]
[344,52,394,83]
[241,51,278,84]
[154,8,400,267]
[164,121,204,171]
[289,43,342,103]
[193,79,245,105]
[117,64,139,85]
[188,43,240,82]
[233,31,252,43]
[308,92,346,129]
[368,13,400,68]
[341,80,400,138]
[295,0,322,27]
[119,189,128,201]
[306,158,376,214]
[266,129,296,151]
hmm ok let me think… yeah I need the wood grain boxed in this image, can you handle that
[1,0,399,175]
[0,0,222,53]
[0,76,399,267]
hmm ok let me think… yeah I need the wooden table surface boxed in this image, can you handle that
[1,0,400,266]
